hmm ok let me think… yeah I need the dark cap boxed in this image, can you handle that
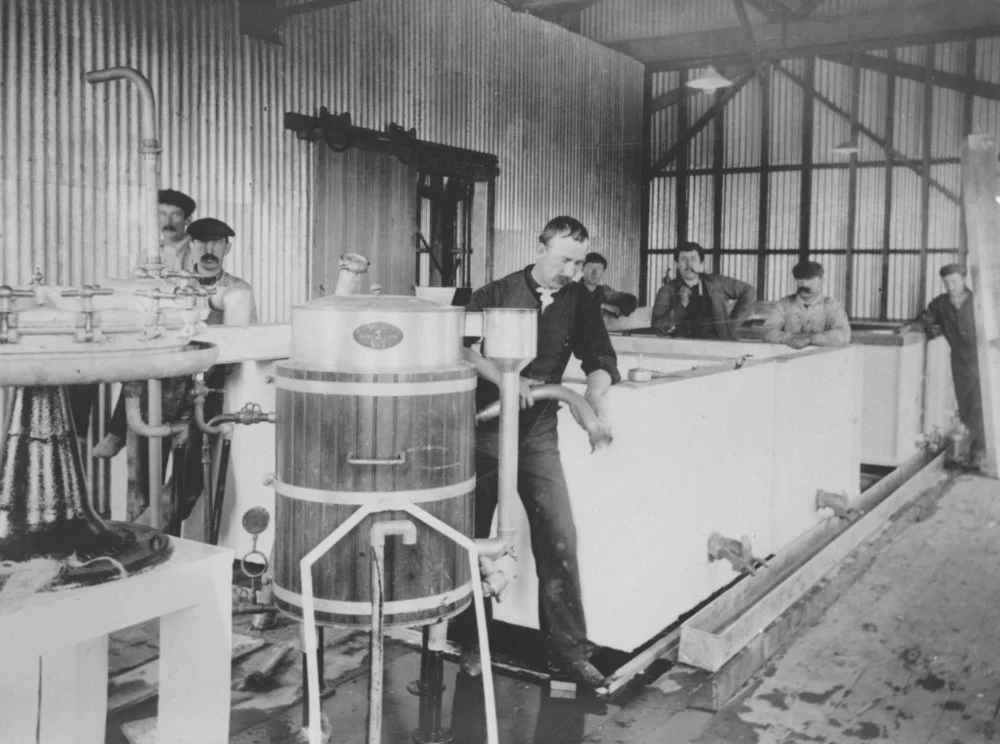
[187,217,235,242]
[939,263,967,278]
[584,252,607,268]
[158,189,196,218]
[792,261,824,280]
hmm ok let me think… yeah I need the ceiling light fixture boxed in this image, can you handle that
[685,65,733,92]
[831,139,860,155]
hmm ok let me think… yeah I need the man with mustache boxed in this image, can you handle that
[451,216,619,689]
[899,263,985,469]
[651,242,755,339]
[158,189,197,271]
[93,219,256,528]
[762,260,851,349]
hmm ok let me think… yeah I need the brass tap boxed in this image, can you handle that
[0,285,35,343]
[61,285,114,343]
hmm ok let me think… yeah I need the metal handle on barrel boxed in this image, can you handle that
[346,453,407,466]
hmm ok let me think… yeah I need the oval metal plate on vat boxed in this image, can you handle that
[241,506,270,535]
[352,321,404,350]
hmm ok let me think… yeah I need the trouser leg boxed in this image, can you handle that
[953,361,985,455]
[516,420,590,668]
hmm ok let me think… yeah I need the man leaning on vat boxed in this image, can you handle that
[451,215,620,689]
[762,260,851,349]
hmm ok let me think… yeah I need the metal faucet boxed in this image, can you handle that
[0,286,35,344]
[707,532,767,576]
[816,490,862,522]
[61,285,114,343]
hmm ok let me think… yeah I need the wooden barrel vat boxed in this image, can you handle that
[272,296,475,628]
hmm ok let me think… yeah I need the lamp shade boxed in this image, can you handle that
[832,139,860,155]
[686,66,733,92]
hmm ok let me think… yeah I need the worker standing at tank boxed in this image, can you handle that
[451,215,619,689]
[899,263,986,470]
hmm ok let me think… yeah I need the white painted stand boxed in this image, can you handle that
[0,538,233,744]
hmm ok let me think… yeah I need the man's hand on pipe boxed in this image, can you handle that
[519,378,543,409]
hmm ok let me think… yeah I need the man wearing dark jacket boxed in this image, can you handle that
[581,252,638,321]
[900,263,985,468]
[651,242,754,339]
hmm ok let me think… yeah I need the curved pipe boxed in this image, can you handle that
[84,67,160,272]
[124,387,189,438]
[475,384,613,451]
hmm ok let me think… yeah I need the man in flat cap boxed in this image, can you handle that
[762,260,851,349]
[581,251,638,322]
[158,189,198,271]
[187,217,258,325]
[899,263,985,468]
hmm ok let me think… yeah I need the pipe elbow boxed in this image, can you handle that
[124,387,189,438]
[475,383,612,451]
[84,67,158,149]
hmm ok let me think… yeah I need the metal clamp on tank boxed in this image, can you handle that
[0,285,35,344]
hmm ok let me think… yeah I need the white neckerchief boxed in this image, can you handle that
[536,286,557,311]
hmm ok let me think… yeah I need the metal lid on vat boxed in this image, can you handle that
[289,293,466,371]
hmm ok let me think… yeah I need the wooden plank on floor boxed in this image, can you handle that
[108,633,266,715]
[679,449,947,672]
[685,472,955,712]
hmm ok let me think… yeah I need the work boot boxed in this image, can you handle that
[553,659,607,689]
[92,432,125,459]
[459,646,482,677]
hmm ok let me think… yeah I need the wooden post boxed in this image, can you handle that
[959,135,1000,477]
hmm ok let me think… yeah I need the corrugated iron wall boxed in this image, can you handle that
[643,34,991,319]
[0,0,644,321]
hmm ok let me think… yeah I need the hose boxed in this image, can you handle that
[474,383,612,451]
[210,435,233,545]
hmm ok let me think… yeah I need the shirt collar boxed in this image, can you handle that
[523,265,568,302]
[794,292,825,309]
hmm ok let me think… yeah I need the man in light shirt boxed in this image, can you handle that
[762,260,851,349]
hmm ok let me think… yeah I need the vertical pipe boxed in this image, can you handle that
[497,369,520,541]
[959,38,976,266]
[880,48,897,321]
[638,71,652,306]
[919,45,933,309]
[711,86,724,273]
[367,541,385,744]
[845,56,860,316]
[485,178,496,284]
[676,69,689,246]
[82,67,160,274]
[147,378,162,531]
[756,66,771,300]
[94,384,110,518]
[799,58,815,263]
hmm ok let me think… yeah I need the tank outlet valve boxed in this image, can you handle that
[707,532,766,576]
[815,489,861,522]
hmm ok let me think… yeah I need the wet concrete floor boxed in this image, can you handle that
[107,473,1000,743]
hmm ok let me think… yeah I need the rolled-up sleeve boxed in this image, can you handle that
[762,302,792,344]
[573,294,621,384]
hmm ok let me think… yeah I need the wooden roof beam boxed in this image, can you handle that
[820,51,1000,102]
[609,0,1000,71]
[774,63,960,204]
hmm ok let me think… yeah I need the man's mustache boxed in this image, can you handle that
[796,286,812,296]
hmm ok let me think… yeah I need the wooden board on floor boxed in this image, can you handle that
[679,449,948,672]
[108,633,266,714]
[960,135,1000,477]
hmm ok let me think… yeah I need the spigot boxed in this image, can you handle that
[816,489,861,522]
[133,286,177,339]
[917,427,945,451]
[134,261,167,280]
[61,285,114,342]
[734,354,752,369]
[0,285,35,343]
[161,268,197,286]
[27,267,46,305]
[172,284,201,338]
[234,402,276,425]
[707,532,765,576]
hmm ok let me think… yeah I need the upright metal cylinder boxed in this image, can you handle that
[273,296,476,628]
